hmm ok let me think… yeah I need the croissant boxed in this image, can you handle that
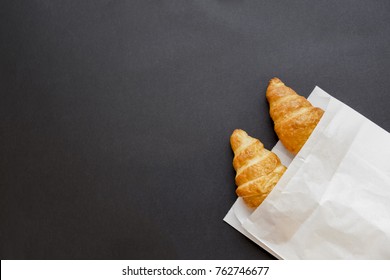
[230,129,286,208]
[266,78,324,155]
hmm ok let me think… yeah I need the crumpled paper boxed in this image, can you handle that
[224,87,390,259]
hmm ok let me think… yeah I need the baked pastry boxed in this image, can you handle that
[230,129,286,208]
[266,78,324,154]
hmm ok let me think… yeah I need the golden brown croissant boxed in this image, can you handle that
[230,129,286,208]
[266,78,324,155]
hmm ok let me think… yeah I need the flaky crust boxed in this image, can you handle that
[230,129,286,208]
[266,78,324,154]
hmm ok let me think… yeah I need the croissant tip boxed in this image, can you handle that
[269,77,284,85]
[231,128,250,141]
[230,129,248,151]
[231,129,247,138]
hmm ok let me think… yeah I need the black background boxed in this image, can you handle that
[1,0,390,259]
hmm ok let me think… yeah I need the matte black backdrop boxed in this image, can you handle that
[1,0,390,259]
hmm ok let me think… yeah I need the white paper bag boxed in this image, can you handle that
[224,87,390,259]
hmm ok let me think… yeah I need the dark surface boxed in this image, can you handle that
[1,0,390,260]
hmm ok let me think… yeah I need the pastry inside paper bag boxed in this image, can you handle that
[230,129,286,208]
[266,78,324,154]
